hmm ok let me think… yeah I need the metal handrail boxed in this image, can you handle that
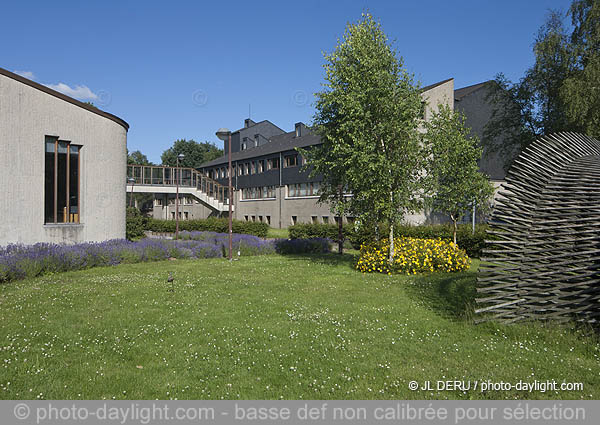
[127,165,229,204]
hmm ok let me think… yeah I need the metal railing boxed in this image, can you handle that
[127,165,229,204]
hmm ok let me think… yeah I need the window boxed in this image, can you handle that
[258,215,263,222]
[250,161,256,175]
[268,158,280,170]
[242,186,277,200]
[287,182,320,197]
[311,216,318,224]
[322,216,329,224]
[334,216,341,224]
[291,216,298,225]
[284,154,298,168]
[244,215,249,222]
[184,212,189,220]
[241,142,247,150]
[266,216,271,225]
[258,160,265,173]
[155,198,163,206]
[244,163,250,175]
[171,212,175,219]
[45,136,80,224]
[251,215,256,222]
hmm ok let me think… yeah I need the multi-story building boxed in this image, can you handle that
[153,78,510,227]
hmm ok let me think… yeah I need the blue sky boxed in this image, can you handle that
[2,0,571,163]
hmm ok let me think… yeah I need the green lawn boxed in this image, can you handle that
[0,254,598,400]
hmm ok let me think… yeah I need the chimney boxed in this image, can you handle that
[294,122,303,138]
[244,118,255,128]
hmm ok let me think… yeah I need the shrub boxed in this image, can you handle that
[126,207,148,241]
[348,223,491,258]
[146,218,268,238]
[356,237,471,275]
[179,231,275,256]
[274,238,331,255]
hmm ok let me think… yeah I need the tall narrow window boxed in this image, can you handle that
[44,136,81,224]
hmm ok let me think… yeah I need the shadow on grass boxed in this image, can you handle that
[278,252,477,320]
[404,268,478,321]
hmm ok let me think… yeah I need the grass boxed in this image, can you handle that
[0,254,599,400]
[267,227,289,239]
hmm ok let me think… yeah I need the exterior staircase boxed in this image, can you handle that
[127,165,232,212]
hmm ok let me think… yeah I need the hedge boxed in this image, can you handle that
[126,207,148,241]
[145,217,269,238]
[289,222,491,258]
[288,223,349,241]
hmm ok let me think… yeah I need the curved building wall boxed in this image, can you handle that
[0,72,127,245]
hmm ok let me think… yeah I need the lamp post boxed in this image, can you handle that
[216,128,232,261]
[128,177,135,208]
[175,153,185,240]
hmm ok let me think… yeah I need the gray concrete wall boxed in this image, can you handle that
[455,85,518,180]
[422,79,454,119]
[0,73,127,245]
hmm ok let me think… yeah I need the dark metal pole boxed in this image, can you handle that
[129,181,134,208]
[175,161,180,240]
[228,134,233,261]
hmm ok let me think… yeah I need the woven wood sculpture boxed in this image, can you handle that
[476,132,600,323]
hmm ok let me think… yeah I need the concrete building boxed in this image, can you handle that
[0,67,129,245]
[150,78,509,228]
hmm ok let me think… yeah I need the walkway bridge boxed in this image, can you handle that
[127,165,232,212]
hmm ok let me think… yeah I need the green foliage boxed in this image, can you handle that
[349,223,491,258]
[356,237,471,275]
[308,13,425,261]
[288,223,348,241]
[127,149,153,165]
[146,217,268,238]
[424,104,494,243]
[161,139,223,168]
[485,1,600,161]
[125,207,147,241]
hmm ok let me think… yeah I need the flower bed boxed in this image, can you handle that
[0,238,221,283]
[179,231,275,256]
[0,233,336,284]
[356,237,470,275]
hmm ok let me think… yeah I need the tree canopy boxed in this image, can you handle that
[424,105,494,244]
[161,139,223,168]
[307,13,425,261]
[485,0,599,161]
[127,149,153,165]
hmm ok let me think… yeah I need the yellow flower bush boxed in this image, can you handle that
[356,237,470,275]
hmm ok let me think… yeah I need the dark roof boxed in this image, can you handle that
[454,81,493,101]
[200,129,321,168]
[421,78,454,93]
[0,67,129,131]
[232,119,284,135]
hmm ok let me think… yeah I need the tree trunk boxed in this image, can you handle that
[338,215,344,255]
[388,190,395,264]
[452,215,457,246]
[389,222,395,264]
[338,185,344,255]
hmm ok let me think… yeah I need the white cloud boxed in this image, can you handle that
[44,82,98,101]
[14,70,35,80]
